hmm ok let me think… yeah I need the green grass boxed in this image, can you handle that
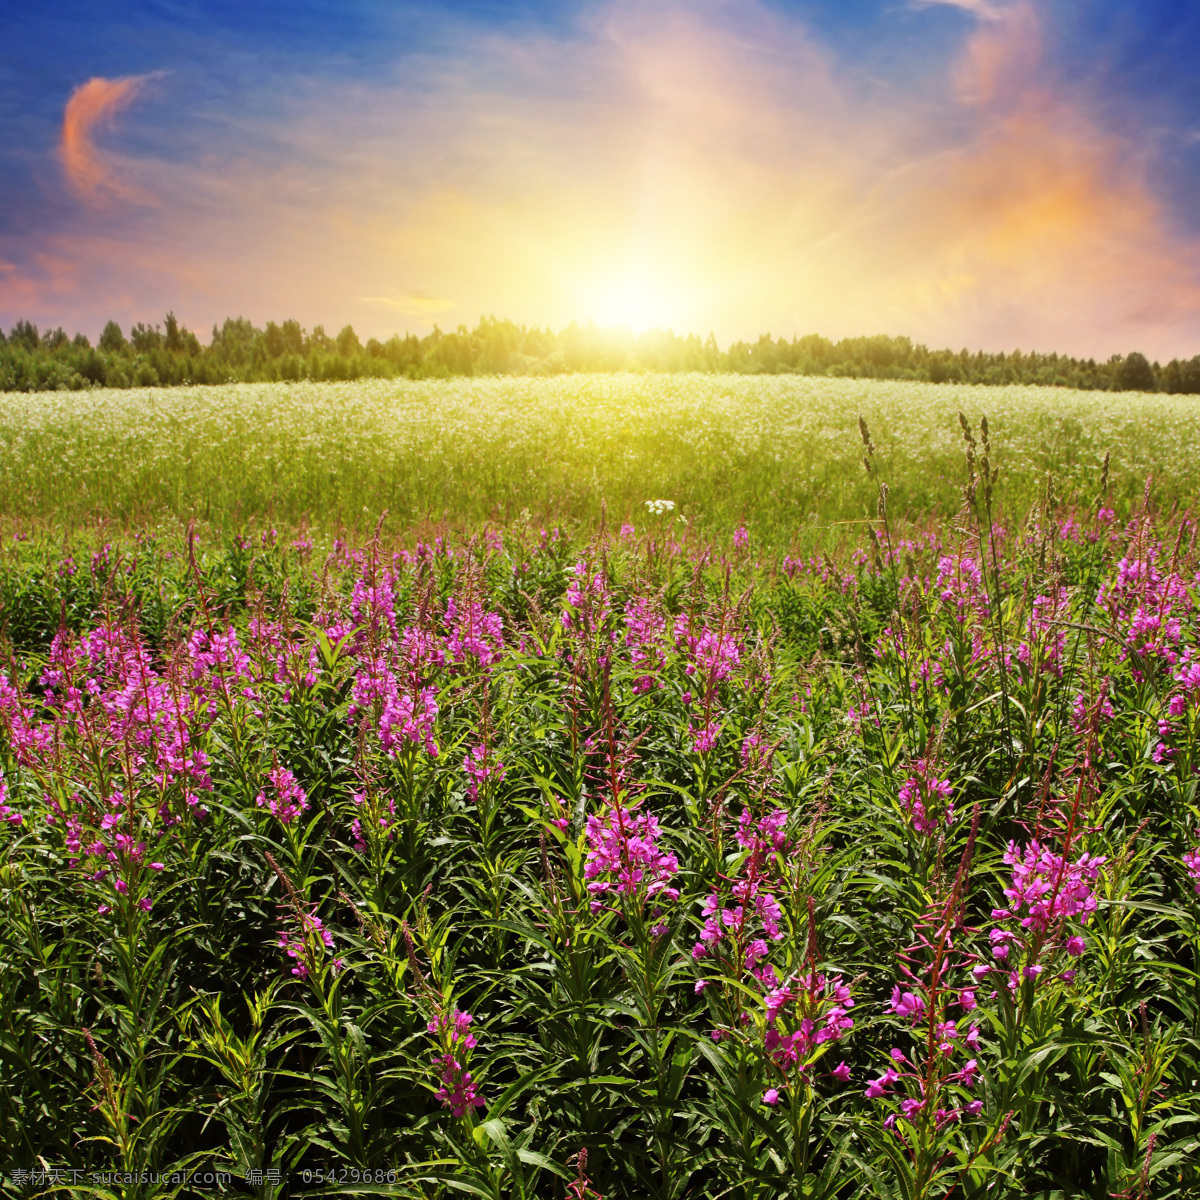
[2,374,1197,540]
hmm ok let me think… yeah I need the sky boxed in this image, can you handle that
[1,0,1199,360]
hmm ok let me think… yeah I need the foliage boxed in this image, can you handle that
[0,423,1199,1199]
[2,315,1198,393]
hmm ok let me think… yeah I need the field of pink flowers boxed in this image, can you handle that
[0,419,1198,1199]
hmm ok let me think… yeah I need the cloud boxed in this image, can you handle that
[361,294,456,316]
[7,1,1200,360]
[60,74,159,204]
[910,0,1004,18]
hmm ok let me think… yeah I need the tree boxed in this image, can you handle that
[9,320,39,351]
[336,324,362,358]
[164,312,183,353]
[1116,351,1156,392]
[130,322,162,354]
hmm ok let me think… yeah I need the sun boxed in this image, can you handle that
[582,266,675,334]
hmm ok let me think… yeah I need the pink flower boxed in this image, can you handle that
[277,905,334,979]
[1183,838,1200,894]
[444,594,504,668]
[959,989,977,1011]
[831,1061,851,1083]
[434,1053,485,1117]
[898,764,955,835]
[689,720,722,754]
[584,801,679,904]
[463,744,505,803]
[255,766,309,825]
[744,938,770,969]
[428,1009,478,1050]
[888,985,926,1022]
[764,984,794,1022]
[762,1088,780,1106]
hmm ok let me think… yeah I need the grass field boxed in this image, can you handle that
[2,375,1197,540]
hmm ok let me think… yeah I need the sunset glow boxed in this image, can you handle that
[1,0,1198,359]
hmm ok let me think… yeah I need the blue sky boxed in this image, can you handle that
[2,0,1199,358]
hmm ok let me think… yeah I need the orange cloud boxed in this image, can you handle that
[61,74,157,204]
[954,0,1041,108]
[10,2,1199,360]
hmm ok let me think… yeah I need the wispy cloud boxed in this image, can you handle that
[909,0,1005,19]
[60,74,160,204]
[4,1,1198,360]
[361,294,456,317]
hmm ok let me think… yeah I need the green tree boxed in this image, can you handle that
[9,320,39,351]
[164,312,183,353]
[1116,351,1156,392]
[130,322,162,354]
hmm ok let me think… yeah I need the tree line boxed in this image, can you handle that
[2,312,1198,393]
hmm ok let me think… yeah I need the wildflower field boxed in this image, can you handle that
[2,375,1200,539]
[0,393,1199,1200]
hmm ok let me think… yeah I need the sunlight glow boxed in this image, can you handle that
[581,266,679,334]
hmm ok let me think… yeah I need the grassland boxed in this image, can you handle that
[2,375,1197,541]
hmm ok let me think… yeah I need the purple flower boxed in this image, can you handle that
[255,766,309,825]
[463,744,505,803]
[434,1054,485,1117]
[888,985,926,1022]
[762,1088,780,1106]
[952,1058,979,1087]
[584,801,679,905]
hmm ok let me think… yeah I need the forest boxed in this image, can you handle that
[3,313,1199,394]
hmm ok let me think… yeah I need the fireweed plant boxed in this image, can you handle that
[0,434,1199,1199]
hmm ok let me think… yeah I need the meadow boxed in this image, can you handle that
[1,375,1199,539]
[0,383,1198,1199]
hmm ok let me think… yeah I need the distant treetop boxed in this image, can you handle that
[1,313,1197,394]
